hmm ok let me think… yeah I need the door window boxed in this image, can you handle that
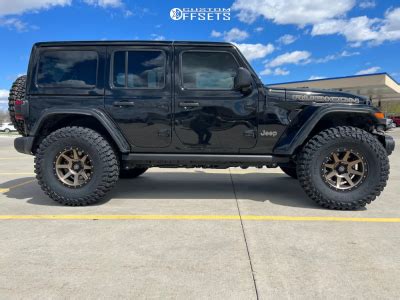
[181,51,238,90]
[112,50,165,89]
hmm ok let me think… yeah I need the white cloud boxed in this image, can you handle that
[0,89,9,111]
[232,0,355,26]
[0,89,9,101]
[277,34,297,45]
[378,8,400,43]
[254,27,263,32]
[311,7,400,46]
[311,16,380,44]
[0,18,28,31]
[267,50,311,67]
[211,28,249,42]
[260,68,272,76]
[234,43,274,61]
[356,66,381,75]
[83,0,122,8]
[0,0,124,32]
[309,75,326,80]
[273,68,290,76]
[150,34,165,41]
[211,30,222,38]
[314,50,359,63]
[260,67,289,76]
[359,1,375,9]
[0,0,71,16]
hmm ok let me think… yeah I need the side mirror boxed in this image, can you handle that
[234,67,252,94]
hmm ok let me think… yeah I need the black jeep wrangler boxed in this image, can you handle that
[9,41,395,209]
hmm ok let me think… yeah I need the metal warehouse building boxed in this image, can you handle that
[268,73,400,115]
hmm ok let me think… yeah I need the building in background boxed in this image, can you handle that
[268,73,400,115]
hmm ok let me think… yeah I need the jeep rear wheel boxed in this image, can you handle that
[8,75,27,136]
[119,167,148,179]
[297,126,389,210]
[35,127,119,206]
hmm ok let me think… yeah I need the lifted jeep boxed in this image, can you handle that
[10,41,395,209]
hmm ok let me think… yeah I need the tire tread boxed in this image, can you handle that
[297,126,389,210]
[34,126,119,206]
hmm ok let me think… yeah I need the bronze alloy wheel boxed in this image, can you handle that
[321,149,368,191]
[54,147,93,188]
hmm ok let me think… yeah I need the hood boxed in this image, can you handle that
[266,87,369,105]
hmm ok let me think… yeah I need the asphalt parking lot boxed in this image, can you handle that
[1,129,400,299]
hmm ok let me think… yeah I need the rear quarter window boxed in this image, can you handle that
[36,50,98,88]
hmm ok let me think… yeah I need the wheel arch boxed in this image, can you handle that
[30,109,130,154]
[273,106,383,156]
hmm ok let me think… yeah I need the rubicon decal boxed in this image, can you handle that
[292,94,360,104]
[170,8,230,21]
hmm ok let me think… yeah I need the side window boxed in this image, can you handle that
[181,51,238,90]
[112,50,165,89]
[37,50,98,88]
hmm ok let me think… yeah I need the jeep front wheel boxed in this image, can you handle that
[35,127,119,206]
[297,126,389,210]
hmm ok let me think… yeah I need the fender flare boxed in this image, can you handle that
[273,105,382,155]
[30,108,131,153]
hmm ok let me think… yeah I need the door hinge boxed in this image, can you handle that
[243,130,256,138]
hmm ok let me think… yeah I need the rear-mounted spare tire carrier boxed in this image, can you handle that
[8,75,28,136]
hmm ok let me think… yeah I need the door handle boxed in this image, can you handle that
[156,102,170,111]
[158,129,171,137]
[113,101,135,107]
[179,102,200,107]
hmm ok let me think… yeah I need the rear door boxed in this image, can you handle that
[173,46,258,152]
[105,45,172,148]
[28,46,105,126]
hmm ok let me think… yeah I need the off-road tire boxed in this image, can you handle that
[35,127,119,206]
[279,165,298,179]
[120,167,148,179]
[8,75,27,136]
[297,126,389,210]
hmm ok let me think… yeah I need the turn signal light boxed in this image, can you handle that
[374,112,385,119]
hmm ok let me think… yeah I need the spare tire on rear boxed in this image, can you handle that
[8,75,27,136]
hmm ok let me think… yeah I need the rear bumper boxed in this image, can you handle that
[14,136,35,155]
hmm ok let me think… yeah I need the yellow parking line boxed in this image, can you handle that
[0,214,399,222]
[0,179,36,193]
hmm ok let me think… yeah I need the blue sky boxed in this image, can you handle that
[0,0,399,108]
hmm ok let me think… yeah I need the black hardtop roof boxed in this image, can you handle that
[34,40,234,48]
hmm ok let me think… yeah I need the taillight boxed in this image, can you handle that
[14,99,24,120]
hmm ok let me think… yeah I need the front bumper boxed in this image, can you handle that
[14,136,35,155]
[378,134,395,156]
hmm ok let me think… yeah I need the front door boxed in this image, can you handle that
[173,47,258,152]
[105,45,172,148]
